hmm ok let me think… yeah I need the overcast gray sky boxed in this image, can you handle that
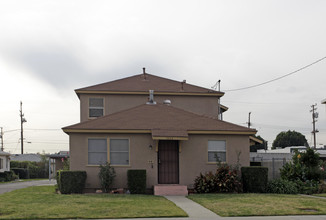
[0,0,325,154]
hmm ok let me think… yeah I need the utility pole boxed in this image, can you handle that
[20,101,27,154]
[0,127,3,151]
[310,104,319,149]
[247,112,252,128]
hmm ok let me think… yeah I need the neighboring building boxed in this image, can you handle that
[63,71,257,194]
[48,151,69,180]
[11,154,42,162]
[0,151,10,173]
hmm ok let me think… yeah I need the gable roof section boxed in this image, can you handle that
[63,104,256,136]
[75,73,224,97]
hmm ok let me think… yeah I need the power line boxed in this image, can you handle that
[225,56,326,92]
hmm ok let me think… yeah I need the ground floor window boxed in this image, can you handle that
[0,158,3,169]
[109,139,129,165]
[208,140,226,162]
[88,139,107,165]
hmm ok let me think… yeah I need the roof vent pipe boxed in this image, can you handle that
[143,67,147,80]
[163,100,171,105]
[146,90,156,105]
[181,80,186,90]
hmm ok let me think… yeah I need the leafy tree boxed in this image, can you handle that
[250,135,268,152]
[272,130,308,149]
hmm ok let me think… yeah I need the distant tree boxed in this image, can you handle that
[272,130,308,149]
[250,135,268,152]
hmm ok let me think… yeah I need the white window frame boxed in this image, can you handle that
[109,138,130,166]
[208,140,226,163]
[88,97,104,118]
[88,138,107,165]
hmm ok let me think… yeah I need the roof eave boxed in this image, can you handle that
[62,128,256,135]
[75,90,224,97]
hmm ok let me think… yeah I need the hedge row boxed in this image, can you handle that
[11,161,48,178]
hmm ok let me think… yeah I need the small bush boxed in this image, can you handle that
[127,170,146,194]
[241,166,268,193]
[295,179,319,195]
[57,170,87,194]
[0,171,18,182]
[266,179,298,194]
[98,163,116,193]
[194,164,242,193]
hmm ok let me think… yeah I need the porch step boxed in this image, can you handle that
[154,184,188,196]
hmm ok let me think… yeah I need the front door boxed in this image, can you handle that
[158,140,179,184]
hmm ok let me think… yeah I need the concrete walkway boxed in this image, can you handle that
[165,196,221,219]
[0,179,56,194]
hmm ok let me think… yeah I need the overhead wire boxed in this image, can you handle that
[224,56,326,92]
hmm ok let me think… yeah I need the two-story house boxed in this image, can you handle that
[63,70,257,194]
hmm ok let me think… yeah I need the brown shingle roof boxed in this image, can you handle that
[75,73,223,96]
[63,104,256,135]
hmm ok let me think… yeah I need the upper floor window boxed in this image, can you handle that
[208,140,226,162]
[89,98,104,118]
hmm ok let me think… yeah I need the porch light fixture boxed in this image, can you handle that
[149,144,153,150]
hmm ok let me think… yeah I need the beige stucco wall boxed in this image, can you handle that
[179,134,250,188]
[79,94,219,122]
[70,133,158,189]
[69,133,250,190]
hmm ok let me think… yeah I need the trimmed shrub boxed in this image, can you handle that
[241,166,268,193]
[194,164,242,193]
[266,178,298,194]
[98,163,116,193]
[12,168,30,179]
[57,170,87,194]
[127,170,146,194]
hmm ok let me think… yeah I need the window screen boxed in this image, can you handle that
[89,98,104,118]
[88,139,107,165]
[110,139,129,165]
[208,140,226,162]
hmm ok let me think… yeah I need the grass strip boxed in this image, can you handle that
[188,193,326,217]
[0,185,187,219]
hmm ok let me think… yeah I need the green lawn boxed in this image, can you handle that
[188,193,326,217]
[0,186,187,219]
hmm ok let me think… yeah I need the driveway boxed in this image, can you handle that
[0,179,56,194]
